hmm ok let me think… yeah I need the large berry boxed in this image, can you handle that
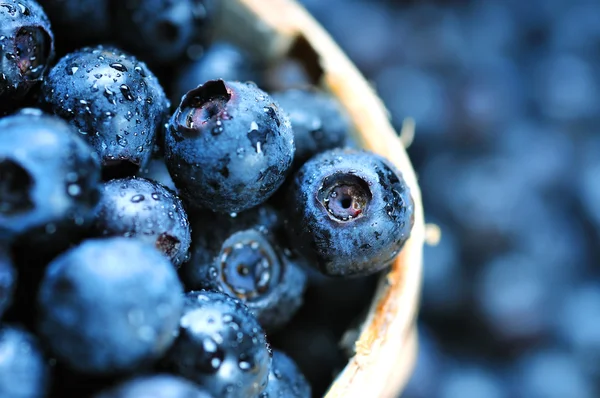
[93,374,213,398]
[93,177,191,266]
[164,79,294,213]
[272,88,350,166]
[0,325,49,398]
[0,109,101,243]
[163,290,272,397]
[284,148,414,277]
[37,237,184,374]
[112,0,217,65]
[0,0,54,114]
[181,207,307,330]
[260,350,310,398]
[41,45,169,178]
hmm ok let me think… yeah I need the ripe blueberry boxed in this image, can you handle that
[284,148,414,277]
[0,109,101,244]
[163,290,272,398]
[0,0,54,114]
[93,177,191,266]
[37,237,184,374]
[41,45,169,179]
[182,206,307,330]
[164,79,295,213]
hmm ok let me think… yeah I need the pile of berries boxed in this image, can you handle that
[0,0,415,397]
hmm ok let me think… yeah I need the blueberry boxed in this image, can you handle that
[438,361,508,398]
[181,206,307,331]
[512,348,595,398]
[112,0,217,66]
[0,109,101,244]
[475,252,560,344]
[163,290,271,398]
[93,374,213,398]
[37,237,184,374]
[555,283,600,378]
[41,45,170,179]
[532,53,599,123]
[0,247,16,318]
[171,41,261,106]
[93,177,191,266]
[271,88,350,166]
[0,0,54,114]
[0,325,49,398]
[36,0,110,53]
[164,79,295,213]
[259,350,310,398]
[284,148,414,277]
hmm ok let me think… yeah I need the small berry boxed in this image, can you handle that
[93,177,191,266]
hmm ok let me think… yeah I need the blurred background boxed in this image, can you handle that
[299,0,600,397]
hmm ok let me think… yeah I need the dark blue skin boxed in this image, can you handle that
[164,79,295,214]
[93,177,191,266]
[271,88,351,166]
[41,45,170,179]
[163,290,272,398]
[37,237,184,374]
[112,0,217,66]
[259,350,310,398]
[94,374,214,398]
[0,0,54,114]
[0,247,16,318]
[0,109,101,244]
[284,148,414,277]
[36,0,110,53]
[171,42,261,106]
[0,325,49,398]
[181,206,307,331]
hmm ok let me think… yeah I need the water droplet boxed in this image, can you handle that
[120,84,134,101]
[116,134,128,147]
[131,194,144,203]
[109,62,128,72]
[239,360,252,371]
[151,193,160,200]
[103,86,116,105]
[69,66,79,75]
[67,183,81,197]
[203,337,218,353]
